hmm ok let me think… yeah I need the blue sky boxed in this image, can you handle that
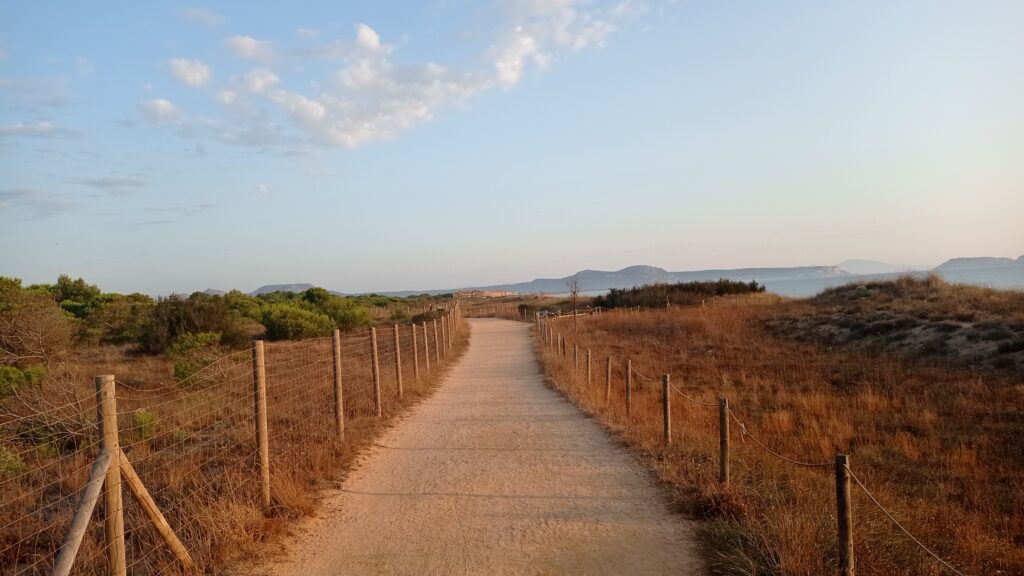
[1,1,1022,295]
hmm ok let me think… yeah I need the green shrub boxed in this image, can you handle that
[261,303,335,340]
[132,409,159,439]
[138,293,249,354]
[173,360,199,382]
[411,310,445,324]
[0,365,45,397]
[593,280,766,309]
[167,332,221,356]
[0,446,25,479]
[0,277,78,366]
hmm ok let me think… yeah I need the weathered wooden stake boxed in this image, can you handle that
[719,396,730,483]
[573,343,578,371]
[423,322,431,372]
[370,328,382,417]
[586,350,592,385]
[393,324,403,398]
[626,360,633,416]
[412,324,420,384]
[441,317,448,357]
[662,374,671,446]
[332,330,345,442]
[250,342,271,509]
[605,356,612,403]
[836,453,855,576]
[95,374,126,576]
[52,450,112,576]
[433,319,441,363]
[118,449,195,570]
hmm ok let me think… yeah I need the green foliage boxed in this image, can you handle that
[167,332,221,356]
[224,290,263,322]
[0,365,45,397]
[132,409,159,440]
[411,310,445,324]
[0,446,25,479]
[261,303,336,340]
[82,292,155,344]
[0,277,78,366]
[138,293,250,354]
[593,280,766,309]
[173,361,200,382]
[45,275,104,319]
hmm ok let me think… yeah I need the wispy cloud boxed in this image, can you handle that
[297,28,321,40]
[0,120,76,139]
[151,1,641,150]
[0,188,76,218]
[176,7,225,27]
[139,98,181,122]
[225,35,277,61]
[169,58,212,87]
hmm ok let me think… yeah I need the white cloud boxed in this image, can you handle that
[297,28,321,39]
[0,121,58,137]
[243,68,279,93]
[355,24,382,51]
[225,35,277,61]
[169,58,212,87]
[139,98,181,122]
[176,7,225,27]
[150,2,641,149]
[488,0,641,87]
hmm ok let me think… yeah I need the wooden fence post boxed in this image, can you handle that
[448,313,454,347]
[412,324,420,384]
[573,343,578,371]
[423,322,431,372]
[836,453,855,576]
[394,324,403,399]
[586,350,592,386]
[662,374,671,446]
[118,449,195,570]
[95,375,126,576]
[52,451,113,576]
[332,330,345,442]
[251,342,271,509]
[370,327,382,417]
[433,319,440,363]
[441,318,448,357]
[605,356,612,404]
[626,360,633,417]
[719,396,730,483]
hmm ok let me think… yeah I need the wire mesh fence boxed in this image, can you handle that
[0,306,467,575]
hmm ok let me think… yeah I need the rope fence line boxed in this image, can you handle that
[846,466,968,576]
[0,303,467,575]
[536,314,971,576]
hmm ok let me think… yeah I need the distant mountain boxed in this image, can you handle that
[463,264,848,295]
[933,256,1023,271]
[249,283,316,295]
[836,260,925,275]
[202,288,226,296]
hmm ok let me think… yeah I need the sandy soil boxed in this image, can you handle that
[256,318,701,576]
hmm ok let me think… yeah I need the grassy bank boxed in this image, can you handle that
[535,286,1022,575]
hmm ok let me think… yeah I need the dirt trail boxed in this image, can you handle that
[258,318,701,576]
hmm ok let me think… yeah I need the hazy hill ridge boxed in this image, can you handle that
[933,256,1024,271]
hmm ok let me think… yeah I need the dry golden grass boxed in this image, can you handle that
[1,318,469,575]
[536,294,1023,576]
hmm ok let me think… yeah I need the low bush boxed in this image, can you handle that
[594,279,765,309]
[0,277,77,366]
[0,365,45,397]
[261,303,335,340]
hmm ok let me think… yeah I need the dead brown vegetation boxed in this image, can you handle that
[536,290,1023,575]
[1,318,469,575]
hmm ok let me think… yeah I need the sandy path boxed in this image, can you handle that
[259,318,701,576]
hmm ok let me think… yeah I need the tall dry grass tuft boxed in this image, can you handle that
[537,298,1023,576]
[1,315,470,575]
